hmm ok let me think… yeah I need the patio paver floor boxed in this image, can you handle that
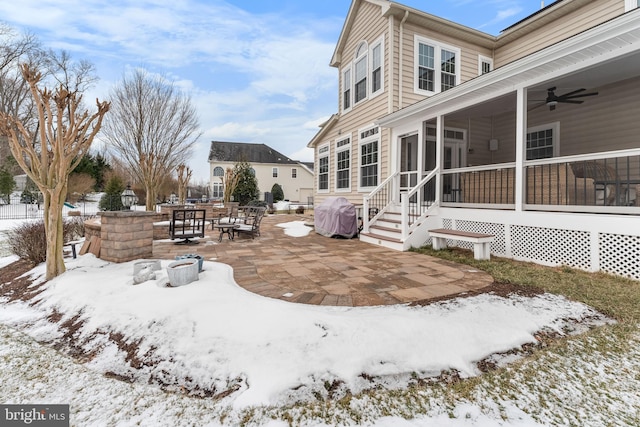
[153,214,494,307]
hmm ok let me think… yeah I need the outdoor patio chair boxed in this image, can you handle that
[233,206,266,239]
[211,202,240,228]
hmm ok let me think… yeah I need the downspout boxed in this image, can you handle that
[398,10,409,110]
[387,14,394,114]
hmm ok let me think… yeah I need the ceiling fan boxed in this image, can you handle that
[530,87,599,111]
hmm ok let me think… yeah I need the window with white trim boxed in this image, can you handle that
[213,166,224,177]
[370,37,383,96]
[212,182,223,199]
[291,168,297,178]
[318,144,329,192]
[342,66,352,112]
[272,167,278,178]
[335,136,351,191]
[526,122,560,160]
[478,55,493,75]
[359,127,379,189]
[354,42,368,104]
[415,36,461,95]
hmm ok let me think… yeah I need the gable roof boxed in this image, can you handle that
[208,141,301,165]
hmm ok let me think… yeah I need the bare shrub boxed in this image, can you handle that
[9,218,85,265]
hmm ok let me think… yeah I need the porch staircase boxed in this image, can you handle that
[359,204,439,251]
[357,170,440,251]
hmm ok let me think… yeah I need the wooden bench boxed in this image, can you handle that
[428,228,494,260]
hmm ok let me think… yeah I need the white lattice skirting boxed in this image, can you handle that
[436,218,640,280]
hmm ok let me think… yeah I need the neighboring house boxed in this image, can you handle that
[307,0,640,279]
[208,141,314,203]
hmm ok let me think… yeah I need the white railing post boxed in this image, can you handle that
[363,196,370,234]
[400,192,409,240]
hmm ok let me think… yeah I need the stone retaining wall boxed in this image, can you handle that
[99,211,157,263]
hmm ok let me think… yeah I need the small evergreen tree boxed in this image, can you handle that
[232,161,259,206]
[0,168,15,204]
[271,183,284,203]
[99,175,125,211]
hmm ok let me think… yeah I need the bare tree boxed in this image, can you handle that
[102,69,201,211]
[176,163,192,205]
[0,64,109,279]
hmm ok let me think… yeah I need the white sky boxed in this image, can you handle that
[0,0,559,182]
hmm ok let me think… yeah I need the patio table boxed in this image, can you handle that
[216,223,239,242]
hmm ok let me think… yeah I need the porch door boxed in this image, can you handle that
[443,139,465,202]
[400,133,419,191]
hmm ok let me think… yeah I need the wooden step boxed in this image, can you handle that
[360,231,402,244]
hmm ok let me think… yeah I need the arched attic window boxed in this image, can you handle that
[213,166,224,177]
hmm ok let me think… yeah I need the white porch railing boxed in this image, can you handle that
[400,168,438,240]
[362,172,399,234]
[441,148,640,214]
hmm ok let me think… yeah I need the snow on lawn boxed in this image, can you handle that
[0,254,611,413]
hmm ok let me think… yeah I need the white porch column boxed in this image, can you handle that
[514,87,527,211]
[435,114,443,205]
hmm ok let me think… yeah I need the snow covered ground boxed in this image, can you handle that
[0,218,637,426]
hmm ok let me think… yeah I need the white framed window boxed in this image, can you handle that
[414,36,461,95]
[318,144,330,192]
[358,126,379,190]
[212,182,223,199]
[370,36,384,98]
[526,122,560,160]
[291,168,297,178]
[335,136,351,191]
[342,66,352,112]
[213,166,225,177]
[272,167,278,178]
[354,41,368,104]
[478,55,493,75]
[625,0,639,11]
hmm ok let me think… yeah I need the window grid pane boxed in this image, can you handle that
[418,43,434,92]
[441,49,456,91]
[526,129,554,160]
[343,69,351,110]
[336,149,350,189]
[360,141,378,187]
[319,157,329,190]
[372,44,381,93]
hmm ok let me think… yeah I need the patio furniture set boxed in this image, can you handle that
[169,204,266,244]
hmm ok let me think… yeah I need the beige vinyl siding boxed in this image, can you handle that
[316,1,391,206]
[399,22,494,108]
[527,76,640,156]
[495,0,624,66]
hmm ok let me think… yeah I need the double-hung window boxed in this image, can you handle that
[526,123,559,160]
[415,36,460,95]
[354,42,368,104]
[342,67,352,112]
[478,55,493,75]
[272,167,278,178]
[318,144,330,192]
[370,37,383,96]
[291,168,297,178]
[359,127,379,190]
[335,136,351,191]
